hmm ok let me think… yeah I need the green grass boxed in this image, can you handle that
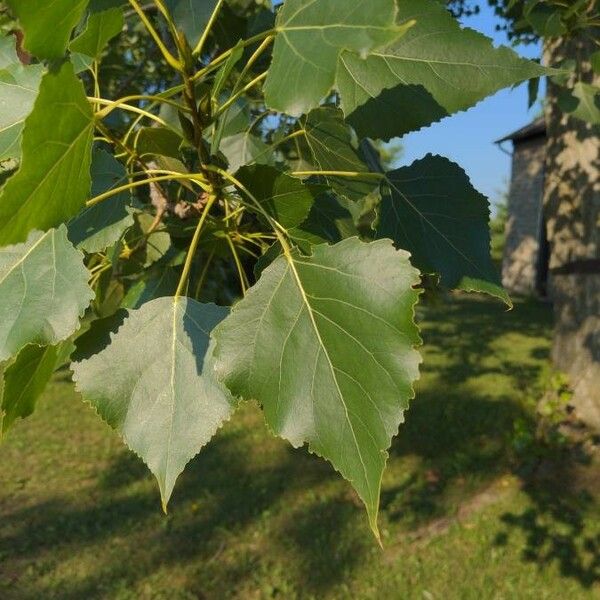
[1,295,599,599]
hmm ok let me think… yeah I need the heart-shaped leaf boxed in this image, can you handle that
[72,297,236,509]
[213,238,422,537]
[377,155,510,305]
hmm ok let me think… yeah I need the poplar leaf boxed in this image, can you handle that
[339,0,549,140]
[0,225,94,362]
[297,107,377,202]
[68,147,134,253]
[264,0,412,116]
[1,344,60,436]
[0,36,43,161]
[6,0,89,60]
[377,155,510,305]
[213,238,422,537]
[0,62,94,246]
[72,297,236,509]
[235,164,319,228]
[70,6,124,60]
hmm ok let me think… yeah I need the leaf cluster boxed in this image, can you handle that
[0,0,564,536]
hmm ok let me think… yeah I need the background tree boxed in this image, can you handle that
[450,0,600,428]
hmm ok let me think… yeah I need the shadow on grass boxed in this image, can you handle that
[0,427,366,599]
[386,296,599,587]
[0,295,598,597]
[495,452,600,588]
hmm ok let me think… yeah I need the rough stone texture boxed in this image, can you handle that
[544,34,600,429]
[502,136,546,295]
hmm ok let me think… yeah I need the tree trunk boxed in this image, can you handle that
[543,34,600,428]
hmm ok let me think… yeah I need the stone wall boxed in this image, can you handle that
[502,135,546,295]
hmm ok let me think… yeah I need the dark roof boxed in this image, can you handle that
[495,117,546,144]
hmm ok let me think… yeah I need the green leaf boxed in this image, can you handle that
[213,238,422,536]
[135,213,172,268]
[235,164,319,229]
[377,155,510,305]
[569,83,600,125]
[254,194,358,277]
[0,225,94,362]
[165,0,218,47]
[211,41,244,105]
[290,192,357,249]
[0,62,94,246]
[70,7,124,60]
[122,268,179,309]
[0,35,19,68]
[525,5,566,37]
[68,147,134,253]
[338,0,548,140]
[72,297,236,509]
[1,343,60,437]
[220,132,272,173]
[528,77,540,109]
[591,51,600,76]
[264,0,412,116]
[6,0,90,60]
[134,127,183,159]
[0,55,43,161]
[297,107,378,202]
[71,52,95,75]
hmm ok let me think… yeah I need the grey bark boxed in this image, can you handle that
[543,33,600,428]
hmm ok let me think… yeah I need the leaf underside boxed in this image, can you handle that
[0,36,43,162]
[0,225,94,362]
[72,297,236,509]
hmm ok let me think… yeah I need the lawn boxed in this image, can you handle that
[1,295,599,599]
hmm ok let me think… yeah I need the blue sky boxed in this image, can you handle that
[395,5,543,210]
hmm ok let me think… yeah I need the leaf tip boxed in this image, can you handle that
[369,515,383,547]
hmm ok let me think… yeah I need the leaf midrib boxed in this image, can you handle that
[283,252,374,503]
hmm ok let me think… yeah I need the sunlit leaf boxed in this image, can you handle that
[0,36,43,161]
[0,62,94,245]
[6,0,89,60]
[72,297,236,509]
[264,0,412,116]
[0,225,94,362]
[214,238,422,536]
[339,0,548,140]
